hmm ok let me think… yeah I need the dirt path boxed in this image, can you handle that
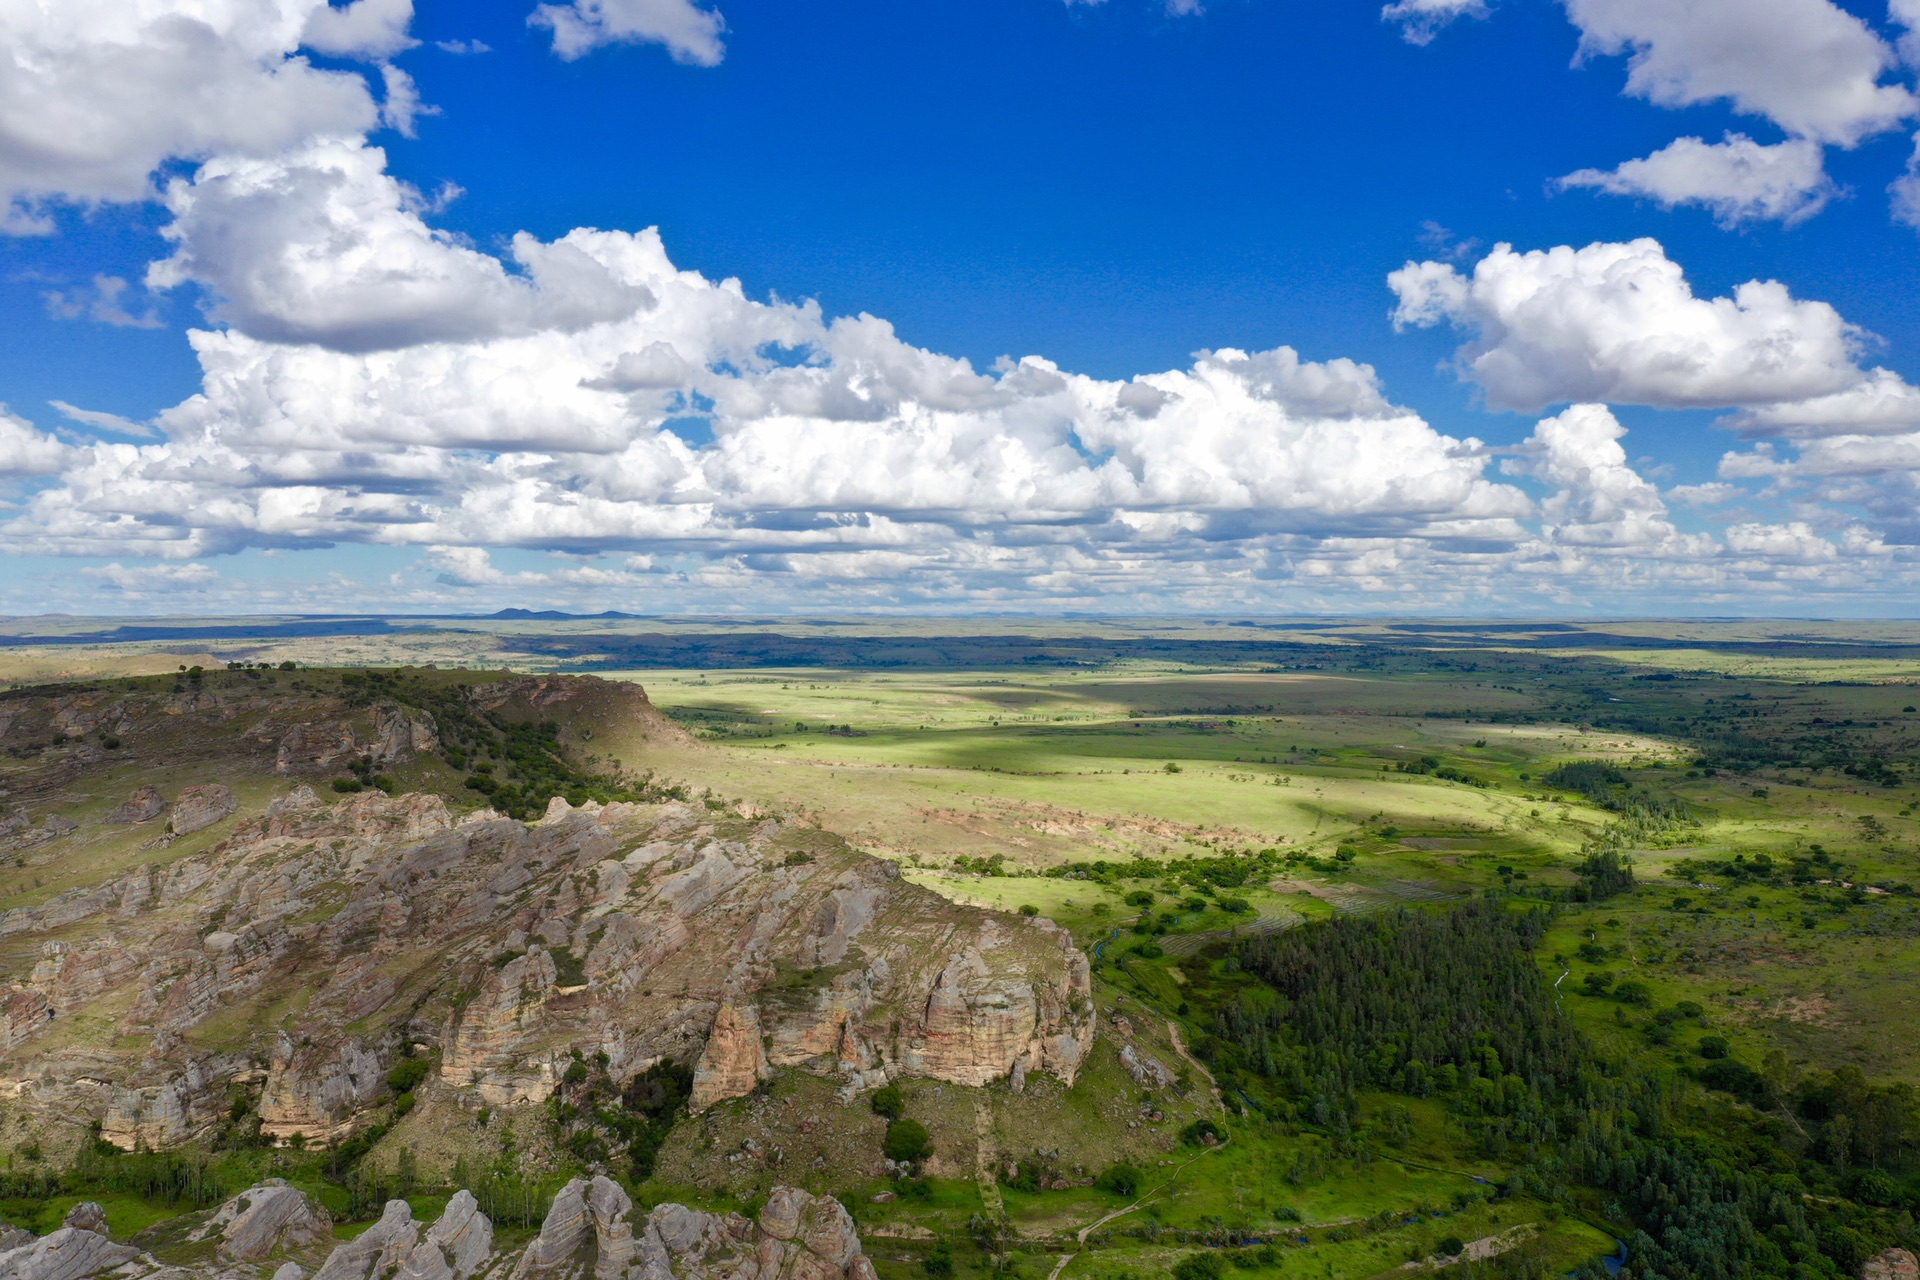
[1166,1020,1223,1111]
[974,1093,1005,1213]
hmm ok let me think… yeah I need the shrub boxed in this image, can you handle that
[1133,942,1164,959]
[884,1118,932,1163]
[1697,1035,1731,1060]
[871,1084,905,1120]
[1125,891,1155,907]
[386,1057,431,1094]
[1171,1253,1224,1280]
[923,1243,953,1279]
[1095,1163,1141,1196]
[1018,904,1039,916]
[1436,1237,1464,1258]
[1179,1118,1224,1147]
[1217,897,1252,914]
[1613,980,1651,1005]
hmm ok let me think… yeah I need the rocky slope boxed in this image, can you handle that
[0,1178,876,1280]
[0,671,1092,1152]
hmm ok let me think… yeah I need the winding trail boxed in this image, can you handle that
[1166,1020,1223,1112]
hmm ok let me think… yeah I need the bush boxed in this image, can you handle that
[871,1084,905,1120]
[884,1118,932,1164]
[923,1243,953,1279]
[1125,891,1155,907]
[1018,904,1039,916]
[386,1058,431,1094]
[1436,1237,1464,1258]
[1613,980,1651,1005]
[1171,1253,1224,1280]
[1133,942,1165,959]
[1095,1163,1141,1197]
[1179,1118,1224,1147]
[1697,1035,1731,1059]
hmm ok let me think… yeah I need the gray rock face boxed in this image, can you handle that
[0,1227,141,1280]
[197,1180,332,1261]
[169,785,236,836]
[108,787,165,825]
[312,1200,417,1280]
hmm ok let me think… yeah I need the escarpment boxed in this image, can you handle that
[0,675,1092,1151]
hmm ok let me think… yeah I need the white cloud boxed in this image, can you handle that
[300,0,417,60]
[42,275,163,329]
[1382,0,1488,46]
[1559,134,1837,227]
[1503,404,1675,547]
[1667,481,1741,506]
[1390,238,1868,411]
[435,39,492,55]
[1563,0,1914,147]
[529,0,727,67]
[49,401,159,440]
[0,0,395,225]
[1723,369,1920,438]
[146,139,655,352]
[1893,134,1920,227]
[0,411,74,478]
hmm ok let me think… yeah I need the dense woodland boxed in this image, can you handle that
[1174,904,1917,1279]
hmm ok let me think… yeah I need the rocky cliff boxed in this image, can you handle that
[0,672,1091,1151]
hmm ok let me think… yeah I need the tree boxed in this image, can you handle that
[884,1118,932,1164]
[870,1084,905,1120]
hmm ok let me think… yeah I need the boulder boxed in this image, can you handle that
[0,1227,141,1280]
[169,785,236,836]
[197,1180,332,1261]
[55,1208,101,1238]
[1863,1250,1920,1280]
[108,787,165,825]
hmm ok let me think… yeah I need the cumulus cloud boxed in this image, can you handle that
[1563,0,1914,147]
[1503,404,1676,547]
[1558,134,1837,227]
[1381,0,1489,46]
[146,139,656,352]
[529,0,727,66]
[1390,238,1868,411]
[0,411,74,478]
[301,0,417,60]
[0,0,398,225]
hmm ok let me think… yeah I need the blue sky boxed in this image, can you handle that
[4,0,1920,614]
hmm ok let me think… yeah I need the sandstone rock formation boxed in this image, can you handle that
[169,784,236,835]
[195,1179,333,1261]
[0,672,1088,1152]
[1863,1250,1920,1280]
[108,786,165,824]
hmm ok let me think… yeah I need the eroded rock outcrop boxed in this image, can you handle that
[1863,1250,1920,1280]
[0,673,1089,1147]
[169,785,236,836]
[108,786,165,825]
[195,1180,333,1261]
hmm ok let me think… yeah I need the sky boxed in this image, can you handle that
[4,0,1920,616]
